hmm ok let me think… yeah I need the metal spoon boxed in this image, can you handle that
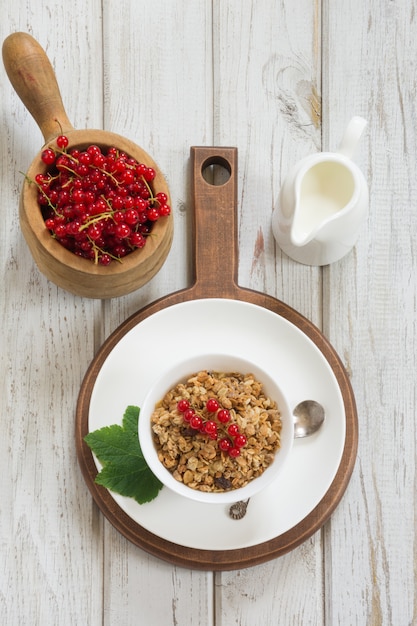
[293,400,325,438]
[228,400,325,520]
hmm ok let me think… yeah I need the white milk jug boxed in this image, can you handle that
[272,117,368,265]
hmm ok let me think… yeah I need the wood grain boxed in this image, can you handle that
[322,1,417,624]
[1,5,105,625]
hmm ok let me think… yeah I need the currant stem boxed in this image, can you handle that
[141,175,156,203]
[86,236,122,265]
[22,172,59,214]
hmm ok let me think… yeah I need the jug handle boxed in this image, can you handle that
[337,116,367,159]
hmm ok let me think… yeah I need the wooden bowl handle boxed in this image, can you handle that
[2,32,74,143]
[190,146,239,298]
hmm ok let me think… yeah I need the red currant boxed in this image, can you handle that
[48,190,58,204]
[99,253,112,266]
[177,399,190,413]
[71,189,85,203]
[137,199,149,211]
[217,409,231,423]
[147,208,160,221]
[204,420,217,435]
[158,204,171,216]
[83,190,95,205]
[93,153,106,168]
[78,151,92,166]
[35,173,47,184]
[234,434,247,448]
[156,192,168,204]
[219,438,232,452]
[87,144,101,157]
[122,170,135,184]
[143,167,155,181]
[183,408,195,422]
[76,163,89,177]
[124,208,139,224]
[87,224,102,241]
[113,210,125,224]
[228,447,241,458]
[227,424,240,437]
[54,223,67,238]
[41,148,56,165]
[206,398,220,413]
[129,232,146,248]
[56,135,69,149]
[114,158,126,173]
[112,244,129,258]
[115,223,131,239]
[111,196,124,210]
[190,415,203,430]
[123,196,135,210]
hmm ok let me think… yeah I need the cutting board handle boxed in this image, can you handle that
[190,146,239,298]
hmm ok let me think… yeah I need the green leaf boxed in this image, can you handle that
[122,405,140,435]
[84,405,163,504]
[95,461,163,505]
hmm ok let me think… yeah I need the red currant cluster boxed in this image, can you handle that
[32,134,171,265]
[177,397,248,458]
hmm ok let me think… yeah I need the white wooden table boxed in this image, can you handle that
[1,1,415,624]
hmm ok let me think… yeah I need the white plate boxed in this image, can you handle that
[88,298,345,551]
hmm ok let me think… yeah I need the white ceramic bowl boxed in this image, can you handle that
[138,353,294,504]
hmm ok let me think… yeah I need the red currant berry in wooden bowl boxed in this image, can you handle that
[20,131,173,298]
[35,138,171,269]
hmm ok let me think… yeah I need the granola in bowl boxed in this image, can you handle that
[138,354,293,504]
[151,369,282,493]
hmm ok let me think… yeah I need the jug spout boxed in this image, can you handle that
[290,222,316,248]
[337,116,367,159]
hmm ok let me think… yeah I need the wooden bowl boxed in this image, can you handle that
[2,32,173,298]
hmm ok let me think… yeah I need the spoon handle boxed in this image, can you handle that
[2,32,74,143]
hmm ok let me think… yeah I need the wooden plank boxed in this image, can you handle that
[323,0,417,624]
[211,1,325,623]
[102,533,214,626]
[100,2,214,623]
[0,3,104,625]
[215,542,323,626]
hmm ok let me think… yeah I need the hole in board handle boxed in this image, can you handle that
[201,156,232,186]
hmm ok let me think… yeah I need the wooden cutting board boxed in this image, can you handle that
[76,147,358,570]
